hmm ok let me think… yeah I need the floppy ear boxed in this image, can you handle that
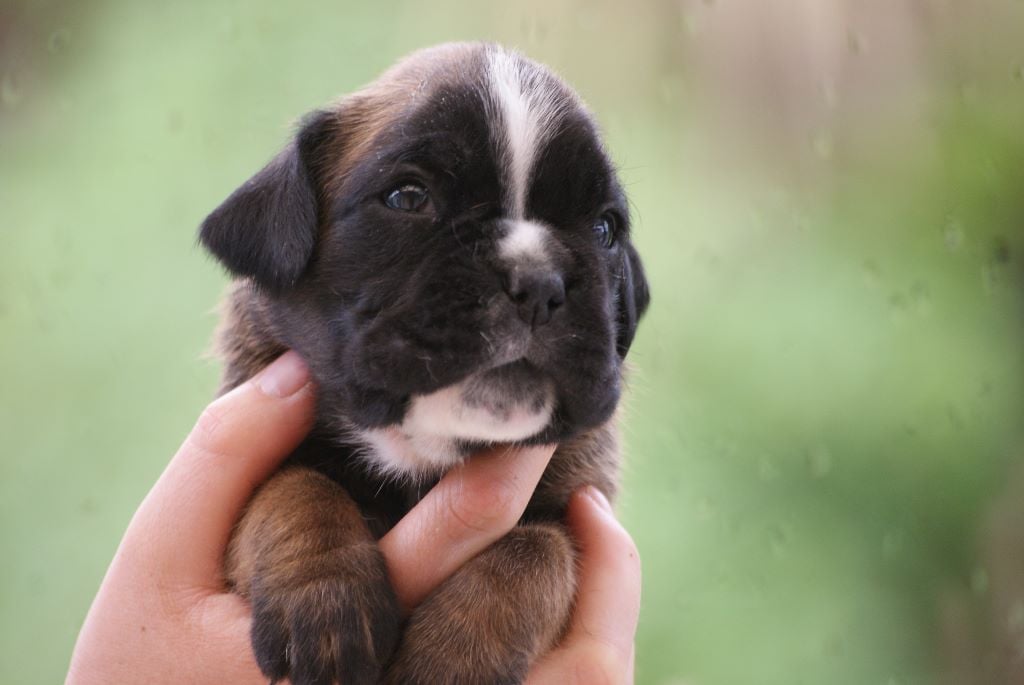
[615,241,650,357]
[199,110,335,292]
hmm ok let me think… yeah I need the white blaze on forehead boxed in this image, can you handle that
[498,219,549,263]
[487,49,566,219]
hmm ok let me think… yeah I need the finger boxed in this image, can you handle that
[566,487,642,656]
[121,351,315,588]
[379,443,556,612]
[527,487,641,684]
[185,593,268,683]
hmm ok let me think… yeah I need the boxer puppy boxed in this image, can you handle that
[200,42,649,685]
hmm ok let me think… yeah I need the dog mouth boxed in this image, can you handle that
[354,359,556,478]
[462,359,552,415]
[399,359,555,444]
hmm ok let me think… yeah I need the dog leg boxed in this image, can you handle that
[384,523,576,685]
[226,466,400,685]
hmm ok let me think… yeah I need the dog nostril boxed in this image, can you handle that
[505,270,566,328]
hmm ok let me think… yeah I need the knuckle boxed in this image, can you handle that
[445,473,522,536]
[190,395,234,448]
[188,400,233,458]
[602,521,642,575]
[568,645,628,685]
[620,534,641,574]
[193,403,225,445]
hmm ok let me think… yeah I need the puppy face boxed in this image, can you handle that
[201,43,649,477]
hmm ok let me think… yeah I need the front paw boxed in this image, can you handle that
[385,524,576,685]
[249,545,400,685]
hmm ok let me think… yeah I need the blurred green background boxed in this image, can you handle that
[3,1,1024,683]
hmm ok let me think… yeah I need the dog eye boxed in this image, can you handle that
[592,212,618,249]
[384,184,432,213]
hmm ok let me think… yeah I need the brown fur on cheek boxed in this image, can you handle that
[211,279,286,396]
[320,42,485,199]
[530,414,622,517]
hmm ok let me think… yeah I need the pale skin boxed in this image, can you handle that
[66,351,641,684]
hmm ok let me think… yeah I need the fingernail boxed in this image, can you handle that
[255,351,310,398]
[584,485,614,514]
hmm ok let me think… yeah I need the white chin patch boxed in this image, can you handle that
[359,427,467,478]
[357,366,555,478]
[404,378,555,443]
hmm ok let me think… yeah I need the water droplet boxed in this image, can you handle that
[1014,65,1024,82]
[888,292,909,322]
[792,210,811,233]
[909,281,931,316]
[47,27,72,54]
[219,16,238,40]
[947,404,965,430]
[769,524,790,558]
[812,130,834,159]
[822,80,839,108]
[758,454,779,481]
[862,260,882,288]
[166,109,184,135]
[711,566,735,589]
[882,528,905,559]
[823,632,847,656]
[807,445,832,478]
[960,83,979,105]
[847,29,866,55]
[696,496,716,522]
[1,72,23,109]
[520,16,546,44]
[993,235,1011,264]
[682,11,701,36]
[658,74,684,105]
[50,268,72,289]
[971,567,989,595]
[982,261,1005,295]
[943,217,964,251]
[1007,599,1024,633]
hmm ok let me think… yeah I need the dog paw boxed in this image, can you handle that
[383,524,576,685]
[248,546,400,685]
[385,645,530,685]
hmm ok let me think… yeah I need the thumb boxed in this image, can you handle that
[120,351,316,589]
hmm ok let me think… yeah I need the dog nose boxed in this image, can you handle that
[505,268,566,328]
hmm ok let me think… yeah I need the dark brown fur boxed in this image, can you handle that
[219,283,619,684]
[225,467,400,684]
[205,43,643,685]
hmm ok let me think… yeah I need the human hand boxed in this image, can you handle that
[939,459,1024,685]
[526,487,641,685]
[66,351,641,684]
[66,351,317,684]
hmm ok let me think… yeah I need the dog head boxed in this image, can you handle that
[200,43,649,477]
